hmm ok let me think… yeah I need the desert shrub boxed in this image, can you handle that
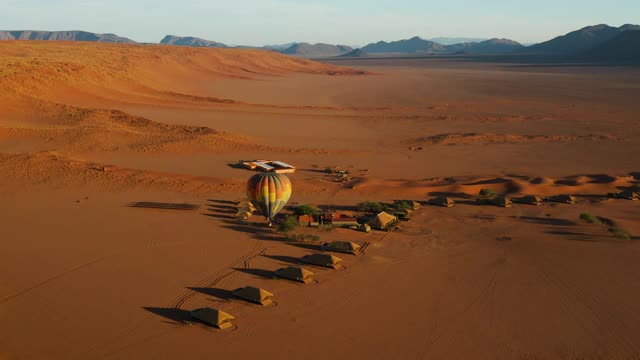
[579,212,600,224]
[609,226,631,240]
[394,200,413,210]
[479,188,496,199]
[294,204,320,216]
[308,234,321,242]
[358,201,386,213]
[278,216,299,233]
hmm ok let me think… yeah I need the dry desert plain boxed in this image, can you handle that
[1,42,640,359]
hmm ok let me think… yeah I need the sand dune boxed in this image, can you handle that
[1,43,640,359]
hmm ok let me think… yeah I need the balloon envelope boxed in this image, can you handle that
[247,173,292,222]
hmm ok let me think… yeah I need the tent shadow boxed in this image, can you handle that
[143,307,191,324]
[233,268,275,279]
[286,243,323,251]
[188,287,234,301]
[262,255,302,265]
[514,216,577,226]
[207,199,237,205]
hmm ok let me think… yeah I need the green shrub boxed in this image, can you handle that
[278,216,299,233]
[294,204,320,216]
[609,226,631,240]
[579,212,600,224]
[479,188,496,199]
[394,200,413,210]
[358,201,386,213]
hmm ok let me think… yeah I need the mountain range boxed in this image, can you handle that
[1,25,638,61]
[160,35,227,48]
[519,24,640,54]
[0,30,135,43]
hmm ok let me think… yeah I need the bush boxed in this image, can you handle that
[294,204,320,216]
[579,212,600,224]
[358,201,386,213]
[394,200,413,210]
[609,226,631,240]
[277,216,299,233]
[479,188,496,199]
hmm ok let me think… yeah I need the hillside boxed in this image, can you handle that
[448,38,524,54]
[519,24,640,54]
[0,30,135,43]
[361,36,446,54]
[160,35,228,48]
[585,30,640,62]
[280,42,353,58]
[339,48,368,58]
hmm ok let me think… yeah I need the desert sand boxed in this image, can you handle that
[1,42,640,359]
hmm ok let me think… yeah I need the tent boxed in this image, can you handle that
[395,200,421,210]
[367,211,397,230]
[427,197,455,207]
[488,196,512,208]
[236,211,253,220]
[512,195,542,206]
[190,307,235,329]
[608,190,639,200]
[301,253,343,269]
[321,241,361,255]
[547,195,577,204]
[360,224,371,233]
[232,286,274,306]
[236,201,256,212]
[273,266,314,284]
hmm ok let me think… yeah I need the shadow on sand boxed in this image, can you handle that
[143,307,191,325]
[188,287,234,301]
[233,267,275,279]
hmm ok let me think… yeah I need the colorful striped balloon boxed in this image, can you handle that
[247,173,292,225]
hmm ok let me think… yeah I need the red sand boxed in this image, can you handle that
[1,42,640,359]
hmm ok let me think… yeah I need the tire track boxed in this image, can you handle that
[0,256,109,305]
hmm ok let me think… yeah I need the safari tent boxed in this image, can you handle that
[427,197,455,207]
[367,211,397,230]
[608,190,639,200]
[190,307,235,329]
[273,266,314,284]
[360,224,371,233]
[489,196,512,208]
[235,211,252,221]
[321,241,361,255]
[232,286,274,306]
[301,253,343,269]
[547,194,577,204]
[395,200,421,210]
[512,195,543,205]
[236,201,256,212]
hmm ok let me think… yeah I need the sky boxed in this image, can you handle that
[1,0,639,46]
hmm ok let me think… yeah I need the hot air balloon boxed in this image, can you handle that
[247,173,292,226]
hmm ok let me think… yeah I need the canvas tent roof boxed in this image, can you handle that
[548,195,577,204]
[489,196,512,208]
[512,195,542,205]
[232,286,274,305]
[274,266,314,284]
[609,190,639,200]
[428,197,455,207]
[190,307,235,329]
[236,201,256,210]
[321,241,361,254]
[301,253,343,269]
[368,211,397,230]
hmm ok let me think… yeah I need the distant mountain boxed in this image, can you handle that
[280,43,352,58]
[447,38,524,54]
[429,37,489,45]
[160,35,228,48]
[263,42,297,51]
[0,30,135,43]
[361,36,446,54]
[360,36,522,55]
[584,30,640,62]
[338,48,368,58]
[519,24,640,54]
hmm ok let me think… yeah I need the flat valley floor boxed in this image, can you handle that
[1,43,640,359]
